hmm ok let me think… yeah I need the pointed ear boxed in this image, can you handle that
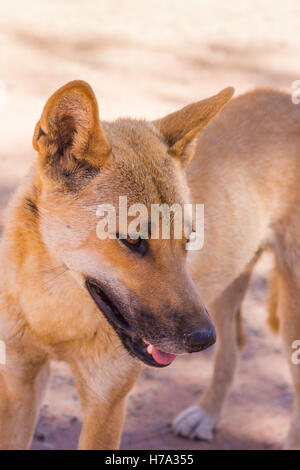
[33,80,111,188]
[153,87,234,164]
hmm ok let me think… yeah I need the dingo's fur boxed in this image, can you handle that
[0,80,232,449]
[173,88,300,450]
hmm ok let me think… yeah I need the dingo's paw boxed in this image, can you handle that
[172,405,216,440]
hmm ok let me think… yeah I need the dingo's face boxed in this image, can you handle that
[33,81,233,367]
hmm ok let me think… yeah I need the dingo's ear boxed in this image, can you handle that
[33,80,111,187]
[153,87,234,164]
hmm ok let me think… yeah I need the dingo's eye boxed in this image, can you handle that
[186,229,196,247]
[118,235,148,255]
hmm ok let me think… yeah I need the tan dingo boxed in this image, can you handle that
[173,88,300,450]
[0,80,232,449]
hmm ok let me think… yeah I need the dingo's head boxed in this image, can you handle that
[32,80,233,367]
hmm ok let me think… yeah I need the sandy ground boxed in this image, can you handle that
[0,0,300,450]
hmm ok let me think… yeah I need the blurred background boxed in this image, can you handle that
[0,0,300,449]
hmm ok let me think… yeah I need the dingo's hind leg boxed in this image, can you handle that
[275,265,300,449]
[173,267,253,440]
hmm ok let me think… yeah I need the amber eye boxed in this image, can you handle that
[185,229,196,247]
[118,234,148,255]
[125,235,141,245]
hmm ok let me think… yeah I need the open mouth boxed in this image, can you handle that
[85,278,177,368]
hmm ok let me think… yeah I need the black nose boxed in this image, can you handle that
[183,325,216,352]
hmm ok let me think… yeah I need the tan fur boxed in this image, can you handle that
[0,81,231,449]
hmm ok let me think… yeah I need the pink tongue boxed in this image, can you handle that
[151,346,177,365]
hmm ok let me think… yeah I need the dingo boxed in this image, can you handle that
[0,80,232,449]
[173,88,300,450]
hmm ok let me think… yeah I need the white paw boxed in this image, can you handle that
[172,405,216,441]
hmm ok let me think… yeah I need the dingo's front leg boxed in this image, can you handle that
[78,397,127,450]
[0,357,50,449]
[71,352,141,450]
